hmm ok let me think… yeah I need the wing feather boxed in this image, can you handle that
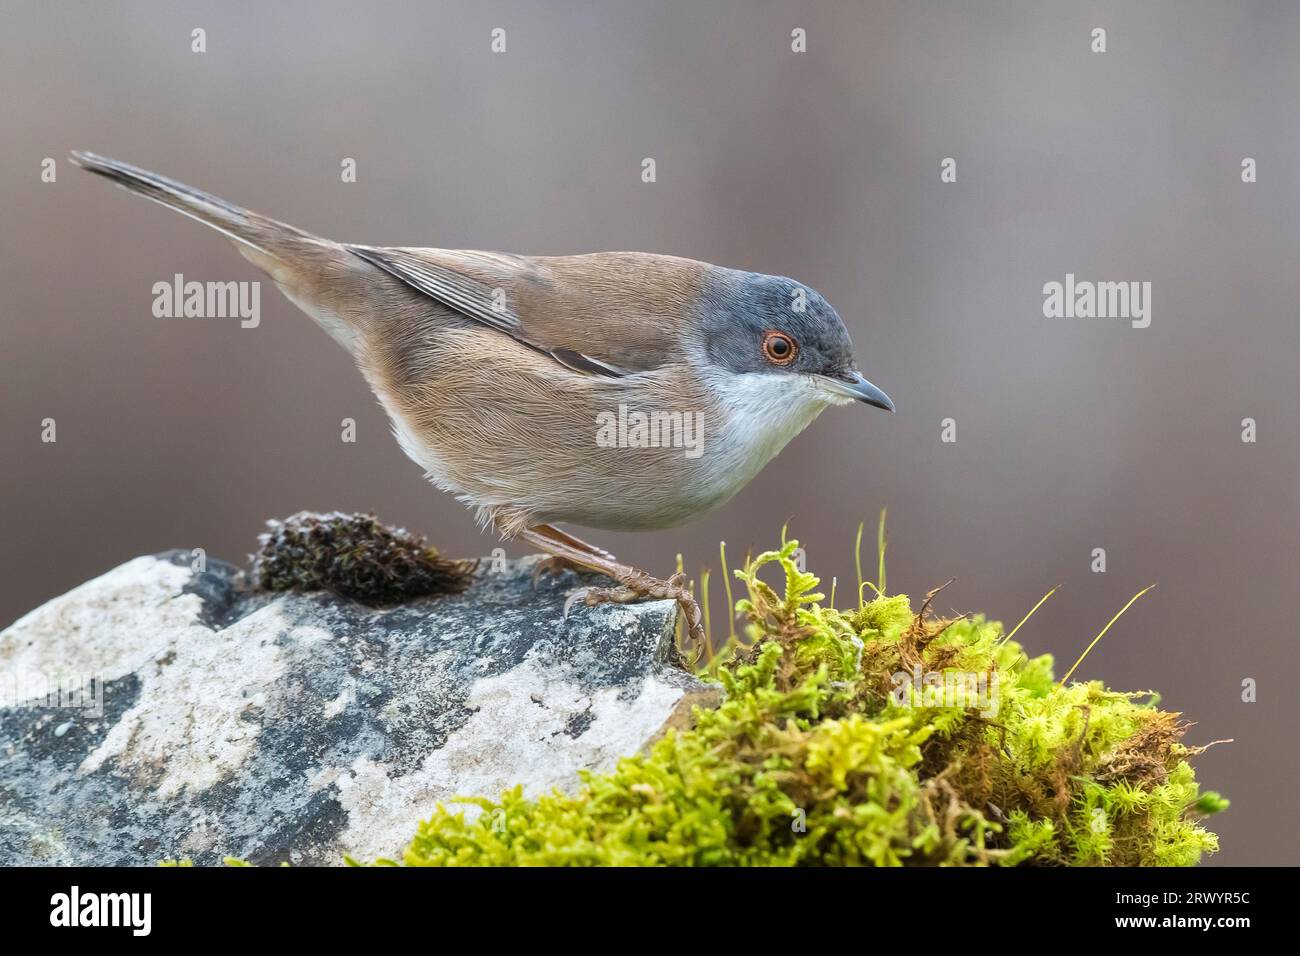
[348,245,525,339]
[348,245,708,375]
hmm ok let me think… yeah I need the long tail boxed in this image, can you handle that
[71,151,370,350]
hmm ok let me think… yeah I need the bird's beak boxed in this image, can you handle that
[819,371,895,411]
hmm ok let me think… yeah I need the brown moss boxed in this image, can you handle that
[1094,710,1185,786]
[250,511,477,607]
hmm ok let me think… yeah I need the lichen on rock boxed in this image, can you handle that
[0,548,701,866]
[391,539,1227,867]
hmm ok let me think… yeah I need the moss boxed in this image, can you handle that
[386,539,1226,867]
[250,511,476,606]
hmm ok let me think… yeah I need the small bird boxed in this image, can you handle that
[71,152,893,643]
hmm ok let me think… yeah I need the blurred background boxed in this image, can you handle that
[2,1,1296,864]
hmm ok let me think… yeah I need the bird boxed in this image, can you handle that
[70,151,894,645]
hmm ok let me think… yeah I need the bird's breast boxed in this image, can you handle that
[362,325,829,532]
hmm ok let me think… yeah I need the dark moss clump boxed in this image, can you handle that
[251,511,476,606]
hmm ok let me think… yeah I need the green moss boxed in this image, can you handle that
[251,511,476,606]
[387,539,1225,867]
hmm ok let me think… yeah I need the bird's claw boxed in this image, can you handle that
[572,575,705,648]
[561,585,638,620]
[582,585,643,606]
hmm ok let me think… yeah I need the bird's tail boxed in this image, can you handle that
[71,151,369,350]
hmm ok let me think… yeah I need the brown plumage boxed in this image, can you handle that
[71,152,894,644]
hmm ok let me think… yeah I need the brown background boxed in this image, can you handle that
[2,1,1296,865]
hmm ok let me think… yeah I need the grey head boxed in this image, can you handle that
[691,268,894,411]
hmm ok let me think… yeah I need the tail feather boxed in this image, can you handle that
[70,150,321,261]
[72,151,372,351]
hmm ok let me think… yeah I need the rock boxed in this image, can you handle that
[0,551,708,865]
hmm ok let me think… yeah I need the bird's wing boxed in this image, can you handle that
[346,245,709,375]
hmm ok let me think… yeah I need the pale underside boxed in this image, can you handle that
[358,315,836,534]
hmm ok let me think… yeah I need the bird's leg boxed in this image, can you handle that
[530,524,619,563]
[526,524,618,585]
[509,523,705,646]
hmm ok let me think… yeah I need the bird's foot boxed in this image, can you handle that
[579,571,706,647]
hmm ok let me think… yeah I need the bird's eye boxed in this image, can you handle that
[762,330,798,366]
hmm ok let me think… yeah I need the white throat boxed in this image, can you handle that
[707,371,834,479]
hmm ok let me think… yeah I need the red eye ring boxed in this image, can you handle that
[762,330,798,366]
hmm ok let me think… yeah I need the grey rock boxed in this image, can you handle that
[0,551,710,865]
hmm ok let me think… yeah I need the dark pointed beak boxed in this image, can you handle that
[835,370,895,411]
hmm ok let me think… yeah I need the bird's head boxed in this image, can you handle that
[692,268,894,412]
